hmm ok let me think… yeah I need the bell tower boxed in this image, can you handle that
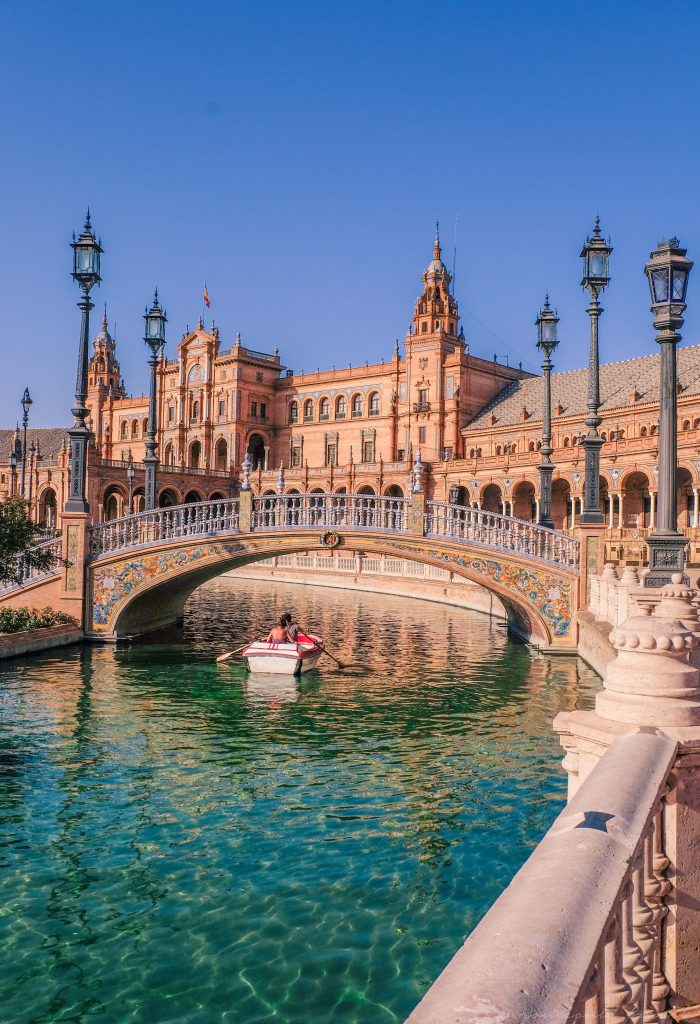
[412,223,460,339]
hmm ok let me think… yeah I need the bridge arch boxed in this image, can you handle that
[88,528,576,651]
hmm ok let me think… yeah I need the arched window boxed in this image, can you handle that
[640,425,648,437]
[563,437,570,448]
[143,418,148,435]
[319,397,330,420]
[336,395,346,418]
[601,431,607,441]
[694,419,700,430]
[304,399,314,422]
[289,400,298,424]
[131,420,139,438]
[495,445,502,456]
[351,394,362,418]
[651,423,658,436]
[163,442,175,466]
[528,441,535,452]
[469,448,475,458]
[369,392,380,417]
[192,400,200,420]
[683,419,691,431]
[617,428,625,439]
[190,440,201,469]
[121,421,128,440]
[215,438,228,471]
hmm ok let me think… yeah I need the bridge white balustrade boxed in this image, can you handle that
[88,493,580,571]
[425,500,580,568]
[89,499,241,556]
[0,535,63,596]
[405,729,677,1024]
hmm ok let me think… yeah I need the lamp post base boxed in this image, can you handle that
[644,532,688,588]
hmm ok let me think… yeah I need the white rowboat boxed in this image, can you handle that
[242,634,325,675]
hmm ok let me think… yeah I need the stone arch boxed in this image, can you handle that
[383,484,404,498]
[209,491,227,501]
[132,488,146,514]
[480,483,503,514]
[184,489,203,503]
[158,488,180,508]
[39,487,58,528]
[214,437,228,472]
[449,485,470,506]
[103,484,125,521]
[90,533,575,650]
[319,396,331,420]
[512,480,536,522]
[247,433,266,468]
[351,393,363,418]
[163,442,176,466]
[677,466,694,530]
[357,485,376,495]
[189,439,202,469]
[621,470,651,529]
[552,478,571,530]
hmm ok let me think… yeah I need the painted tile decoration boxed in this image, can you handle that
[382,539,574,640]
[91,542,245,632]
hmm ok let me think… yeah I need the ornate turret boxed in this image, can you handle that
[412,223,460,339]
[88,307,126,398]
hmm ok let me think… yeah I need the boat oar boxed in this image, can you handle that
[216,644,248,663]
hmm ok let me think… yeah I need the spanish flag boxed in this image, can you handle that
[203,283,211,308]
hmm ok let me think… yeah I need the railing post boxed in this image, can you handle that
[58,511,88,628]
[409,492,425,536]
[239,490,253,533]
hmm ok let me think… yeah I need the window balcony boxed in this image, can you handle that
[413,401,431,413]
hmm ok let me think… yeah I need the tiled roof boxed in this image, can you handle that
[466,344,700,431]
[0,427,69,460]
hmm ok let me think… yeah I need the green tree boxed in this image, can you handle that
[0,496,59,585]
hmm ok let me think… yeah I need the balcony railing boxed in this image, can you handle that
[251,493,409,532]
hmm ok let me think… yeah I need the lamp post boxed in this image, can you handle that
[9,451,17,497]
[67,212,102,512]
[126,451,135,515]
[143,291,167,511]
[536,296,559,530]
[580,216,612,525]
[20,388,32,497]
[643,237,693,587]
[27,441,36,516]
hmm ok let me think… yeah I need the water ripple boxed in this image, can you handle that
[0,578,599,1023]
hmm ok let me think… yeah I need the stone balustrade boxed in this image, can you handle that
[0,536,63,596]
[405,729,677,1024]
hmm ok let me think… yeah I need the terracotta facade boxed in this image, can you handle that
[6,232,700,568]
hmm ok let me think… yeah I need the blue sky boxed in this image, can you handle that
[2,0,700,425]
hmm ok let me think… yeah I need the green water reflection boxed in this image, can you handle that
[0,578,599,1023]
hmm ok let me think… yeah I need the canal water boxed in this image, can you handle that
[0,578,599,1024]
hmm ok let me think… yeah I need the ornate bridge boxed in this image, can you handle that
[4,492,581,647]
[88,492,580,646]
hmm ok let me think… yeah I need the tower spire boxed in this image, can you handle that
[434,219,441,258]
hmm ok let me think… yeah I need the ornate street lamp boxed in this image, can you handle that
[126,450,135,515]
[536,296,559,530]
[20,387,32,497]
[580,216,612,525]
[67,211,102,512]
[643,237,693,587]
[143,291,167,511]
[9,450,17,497]
[27,441,36,515]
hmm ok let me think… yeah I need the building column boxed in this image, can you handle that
[618,492,624,529]
[607,493,613,528]
[650,491,656,529]
[694,488,699,528]
[535,497,540,520]
[264,446,270,471]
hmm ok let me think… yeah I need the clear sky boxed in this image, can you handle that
[2,0,700,426]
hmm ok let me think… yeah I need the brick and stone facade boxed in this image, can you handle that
[7,231,700,568]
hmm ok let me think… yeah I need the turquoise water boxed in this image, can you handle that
[0,578,599,1024]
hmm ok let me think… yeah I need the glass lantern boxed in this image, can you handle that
[645,238,693,324]
[536,297,559,354]
[144,291,167,353]
[580,216,612,292]
[70,212,102,290]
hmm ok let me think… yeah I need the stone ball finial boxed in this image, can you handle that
[609,615,697,655]
[655,573,697,622]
